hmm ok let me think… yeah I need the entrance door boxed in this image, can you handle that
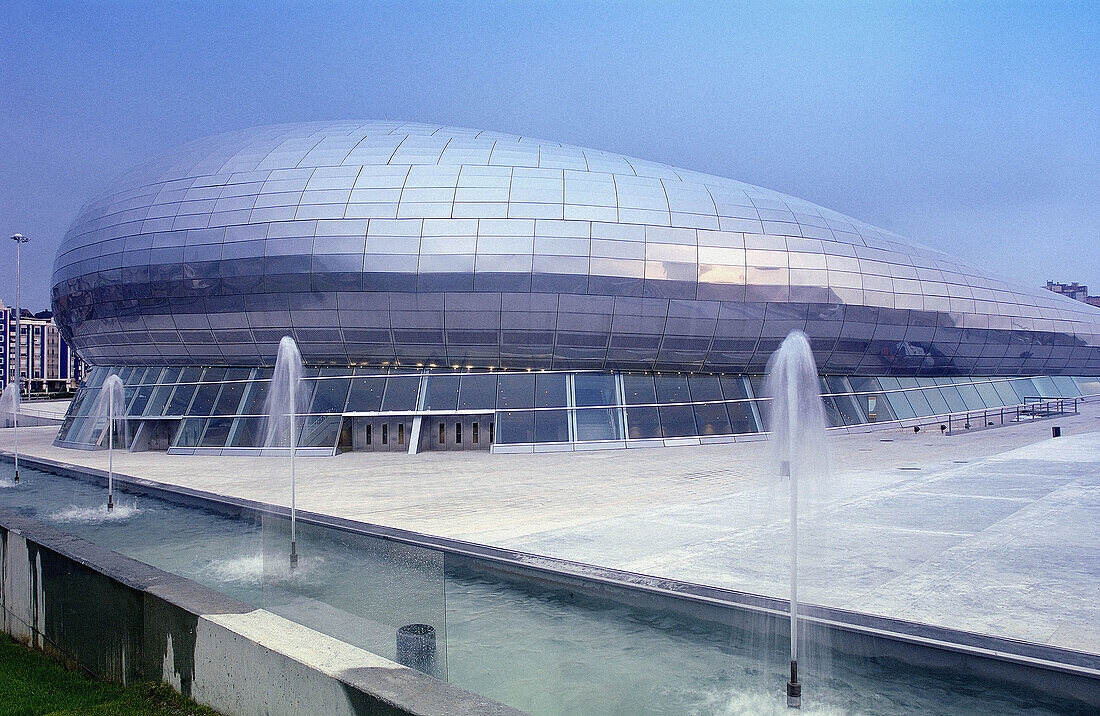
[351,417,412,452]
[428,415,493,451]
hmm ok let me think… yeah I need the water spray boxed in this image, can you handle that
[1,383,19,484]
[267,336,304,570]
[100,374,125,511]
[765,331,826,710]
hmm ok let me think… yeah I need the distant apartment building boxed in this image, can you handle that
[1045,281,1100,307]
[1,301,86,395]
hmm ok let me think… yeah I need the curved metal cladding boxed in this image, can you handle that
[53,121,1100,375]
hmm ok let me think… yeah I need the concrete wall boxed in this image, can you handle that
[0,508,523,716]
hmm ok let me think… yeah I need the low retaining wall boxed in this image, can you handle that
[0,507,522,716]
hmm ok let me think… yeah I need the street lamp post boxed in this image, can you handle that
[9,234,30,483]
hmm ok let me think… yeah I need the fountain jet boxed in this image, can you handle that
[0,382,19,482]
[264,336,306,568]
[90,375,128,509]
[764,331,827,709]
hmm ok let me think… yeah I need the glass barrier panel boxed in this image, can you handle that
[574,407,621,441]
[693,402,733,435]
[624,405,661,439]
[658,404,696,438]
[174,417,208,448]
[534,408,569,443]
[200,417,234,448]
[497,410,535,443]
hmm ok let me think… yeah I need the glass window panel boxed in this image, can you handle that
[622,374,656,405]
[143,368,167,385]
[458,373,497,410]
[165,383,199,416]
[201,367,228,382]
[309,377,352,414]
[199,418,234,447]
[84,367,109,389]
[497,373,535,410]
[347,376,386,412]
[178,366,204,383]
[973,381,1005,407]
[658,404,697,437]
[727,399,759,433]
[919,386,952,416]
[1030,376,1059,399]
[693,402,732,435]
[188,382,223,417]
[881,385,917,420]
[127,385,155,416]
[143,385,174,417]
[174,417,208,447]
[381,375,420,411]
[56,416,78,443]
[1050,376,1081,398]
[625,405,662,438]
[535,373,568,408]
[424,374,461,411]
[574,407,620,441]
[64,417,89,444]
[830,392,866,425]
[212,380,247,416]
[720,375,752,401]
[574,374,617,408]
[240,379,271,415]
[991,380,1023,405]
[846,377,897,424]
[497,410,535,443]
[688,374,723,402]
[896,378,934,416]
[655,374,690,404]
[534,408,569,442]
[819,396,844,427]
[299,415,341,448]
[224,367,253,381]
[932,379,968,413]
[951,380,985,409]
[159,367,183,385]
[228,416,263,447]
[1074,377,1100,396]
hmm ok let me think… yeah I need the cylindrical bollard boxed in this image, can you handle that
[1052,426,1061,438]
[396,624,437,675]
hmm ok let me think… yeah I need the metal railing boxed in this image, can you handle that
[944,398,1078,436]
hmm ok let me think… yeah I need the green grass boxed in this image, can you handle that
[0,633,220,716]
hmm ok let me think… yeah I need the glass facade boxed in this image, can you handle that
[55,365,1097,455]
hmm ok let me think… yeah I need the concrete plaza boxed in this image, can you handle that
[2,403,1098,655]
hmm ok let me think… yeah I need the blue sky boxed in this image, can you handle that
[1,1,1097,310]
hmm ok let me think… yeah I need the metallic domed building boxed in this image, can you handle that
[51,122,1100,454]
